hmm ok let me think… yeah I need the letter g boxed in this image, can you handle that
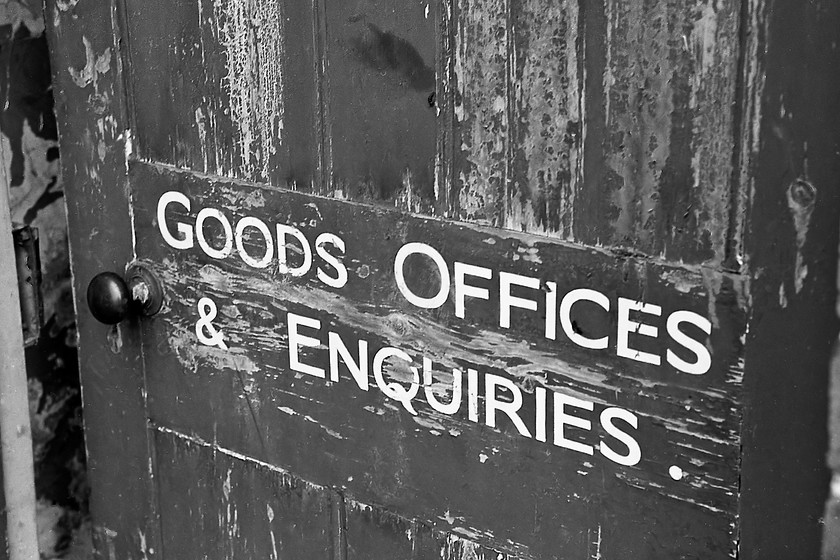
[157,191,194,250]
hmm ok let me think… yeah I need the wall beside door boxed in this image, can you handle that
[0,0,88,557]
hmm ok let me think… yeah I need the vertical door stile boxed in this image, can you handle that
[313,0,331,195]
[435,0,455,217]
[452,0,509,227]
[44,0,164,556]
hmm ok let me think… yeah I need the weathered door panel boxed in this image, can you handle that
[124,0,320,186]
[46,0,840,557]
[124,0,743,263]
[45,0,162,556]
[154,430,334,559]
[575,0,742,261]
[131,160,744,558]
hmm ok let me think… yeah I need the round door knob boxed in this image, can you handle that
[86,263,164,325]
[87,272,129,324]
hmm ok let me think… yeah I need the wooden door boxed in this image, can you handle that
[44,0,840,558]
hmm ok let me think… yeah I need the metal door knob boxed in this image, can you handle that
[86,263,163,325]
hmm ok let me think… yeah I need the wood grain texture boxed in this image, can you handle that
[507,0,581,237]
[344,502,437,560]
[154,429,334,560]
[0,466,5,560]
[578,0,741,262]
[736,0,840,557]
[154,425,532,560]
[121,0,743,265]
[132,161,746,558]
[44,0,163,557]
[124,0,319,187]
[450,0,508,225]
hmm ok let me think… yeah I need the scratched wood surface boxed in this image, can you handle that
[123,0,742,265]
[44,0,840,556]
[155,428,525,559]
[155,430,334,558]
[44,0,165,555]
[0,467,5,560]
[125,0,320,185]
[131,161,745,558]
[53,0,750,556]
[736,0,840,557]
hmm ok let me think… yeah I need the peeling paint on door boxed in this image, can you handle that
[211,0,285,179]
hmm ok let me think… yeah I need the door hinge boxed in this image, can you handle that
[14,225,42,347]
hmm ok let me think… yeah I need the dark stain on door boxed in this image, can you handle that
[350,23,436,92]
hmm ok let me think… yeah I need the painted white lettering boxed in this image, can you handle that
[499,272,540,329]
[421,358,462,415]
[287,312,325,378]
[328,331,368,390]
[454,262,491,319]
[560,288,610,350]
[617,298,662,366]
[599,407,642,466]
[485,374,532,438]
[372,347,419,415]
[535,386,547,443]
[467,368,480,422]
[544,282,557,340]
[315,233,348,289]
[394,242,450,309]
[195,207,233,259]
[553,392,594,455]
[157,191,194,250]
[666,310,712,375]
[277,225,313,277]
[234,216,274,269]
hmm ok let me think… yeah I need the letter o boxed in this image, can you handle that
[394,242,450,309]
[235,216,274,268]
[195,208,233,259]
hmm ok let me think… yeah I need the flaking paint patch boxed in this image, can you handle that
[168,328,259,375]
[0,0,44,34]
[398,169,432,215]
[660,268,703,295]
[212,0,285,180]
[588,524,602,560]
[68,36,111,89]
[786,179,816,293]
[266,504,278,560]
[55,0,80,12]
[195,107,209,173]
[218,466,242,557]
[738,0,768,255]
[601,0,739,262]
[443,532,519,559]
[6,122,61,224]
[508,0,580,237]
[138,529,151,560]
[454,0,508,225]
[687,1,740,264]
[604,0,674,248]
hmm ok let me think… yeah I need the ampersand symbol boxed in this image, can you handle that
[196,297,228,350]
